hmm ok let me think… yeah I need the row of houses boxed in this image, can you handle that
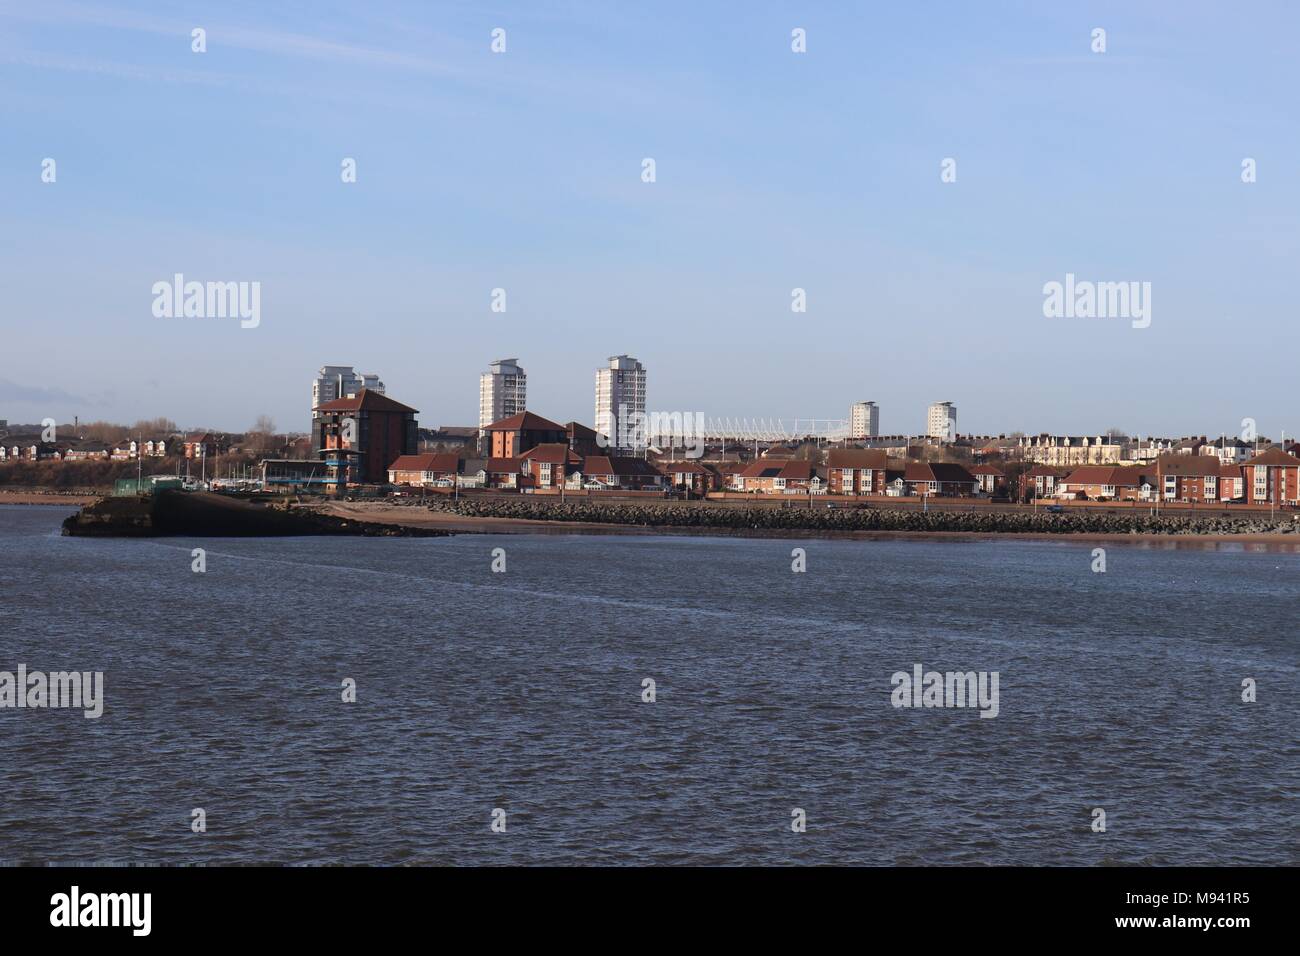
[1031,447,1300,505]
[0,430,316,465]
[379,409,1011,497]
[388,448,685,493]
[384,444,1013,498]
[1013,434,1267,467]
[294,391,1300,507]
[0,439,161,462]
[384,438,1300,507]
[697,452,1007,497]
[0,434,230,463]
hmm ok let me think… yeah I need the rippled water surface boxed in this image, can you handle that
[1,504,1296,865]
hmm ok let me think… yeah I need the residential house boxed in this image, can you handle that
[861,435,924,458]
[566,421,604,457]
[655,458,718,496]
[972,436,1022,461]
[904,462,977,497]
[484,411,567,459]
[577,455,665,491]
[1218,462,1246,502]
[63,441,112,462]
[1153,454,1223,502]
[519,443,583,489]
[968,463,1007,496]
[110,439,138,461]
[1025,465,1071,501]
[183,433,224,459]
[1020,434,1125,466]
[732,459,824,494]
[1172,437,1206,456]
[0,438,37,462]
[1123,438,1178,464]
[419,426,478,454]
[482,457,528,490]
[826,448,888,495]
[1200,437,1252,464]
[1056,465,1149,501]
[3,440,60,461]
[387,452,462,487]
[1241,447,1300,505]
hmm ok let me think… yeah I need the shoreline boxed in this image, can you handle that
[319,502,1300,548]
[10,494,1298,548]
[0,492,100,507]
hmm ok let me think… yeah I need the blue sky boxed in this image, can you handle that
[1,0,1297,438]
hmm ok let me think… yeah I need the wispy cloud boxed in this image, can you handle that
[0,0,665,110]
[0,48,238,86]
[0,0,462,77]
[0,378,89,405]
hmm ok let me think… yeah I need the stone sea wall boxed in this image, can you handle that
[429,497,1300,536]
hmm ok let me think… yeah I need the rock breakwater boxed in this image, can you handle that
[429,498,1299,536]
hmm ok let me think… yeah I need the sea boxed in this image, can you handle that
[1,504,1296,865]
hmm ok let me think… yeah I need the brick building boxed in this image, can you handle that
[826,448,889,495]
[484,411,567,459]
[312,388,418,489]
[387,452,461,487]
[1241,447,1300,505]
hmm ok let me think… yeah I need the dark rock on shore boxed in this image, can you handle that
[429,498,1299,536]
[63,491,449,537]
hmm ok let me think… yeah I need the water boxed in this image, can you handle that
[1,504,1296,865]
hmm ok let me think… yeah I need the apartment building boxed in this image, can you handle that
[312,365,384,409]
[926,402,957,440]
[826,448,888,495]
[849,401,880,439]
[478,358,527,435]
[312,388,419,488]
[1242,447,1300,505]
[1155,455,1224,502]
[595,355,647,452]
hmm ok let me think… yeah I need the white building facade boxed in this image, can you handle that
[926,401,957,440]
[595,355,647,452]
[849,401,879,439]
[478,358,527,432]
[312,365,384,409]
